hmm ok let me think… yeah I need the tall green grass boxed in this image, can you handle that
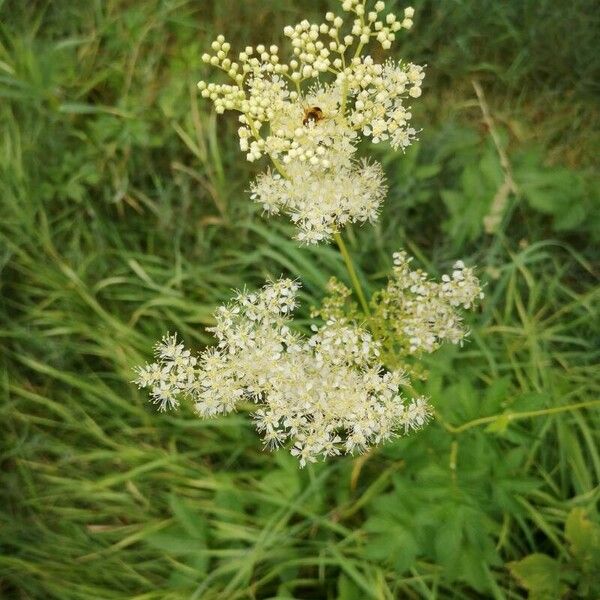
[1,0,599,598]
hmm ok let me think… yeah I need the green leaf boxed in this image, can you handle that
[169,495,207,539]
[485,414,511,434]
[514,149,590,232]
[441,147,504,247]
[434,513,463,571]
[337,573,363,600]
[363,516,419,572]
[565,508,600,592]
[508,553,562,600]
[414,163,441,180]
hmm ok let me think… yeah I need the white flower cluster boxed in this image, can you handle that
[378,252,484,354]
[346,57,423,149]
[135,279,431,466]
[197,0,424,243]
[250,160,386,244]
[134,335,197,412]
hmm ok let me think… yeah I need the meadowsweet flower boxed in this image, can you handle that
[135,2,486,470]
[250,159,386,244]
[135,279,431,466]
[197,1,424,242]
[374,251,484,354]
[344,57,423,149]
[134,335,197,412]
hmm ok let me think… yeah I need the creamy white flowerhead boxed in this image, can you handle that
[250,159,387,244]
[375,251,485,354]
[197,1,424,242]
[135,278,432,466]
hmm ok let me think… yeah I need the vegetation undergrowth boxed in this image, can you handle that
[1,0,598,598]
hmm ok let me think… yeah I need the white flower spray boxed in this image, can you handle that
[197,0,424,243]
[135,255,483,466]
[135,1,485,466]
[135,278,433,467]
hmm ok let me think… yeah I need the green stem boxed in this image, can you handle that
[270,156,289,179]
[252,102,369,317]
[439,399,600,434]
[333,231,371,316]
[260,136,370,318]
[339,78,349,120]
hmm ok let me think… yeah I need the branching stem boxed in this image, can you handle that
[438,400,600,434]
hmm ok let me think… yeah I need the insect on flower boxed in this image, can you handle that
[302,105,325,127]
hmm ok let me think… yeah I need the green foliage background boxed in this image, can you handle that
[1,0,599,598]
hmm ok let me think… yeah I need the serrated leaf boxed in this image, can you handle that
[363,516,419,572]
[508,553,562,600]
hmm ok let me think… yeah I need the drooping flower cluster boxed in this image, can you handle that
[135,278,431,466]
[197,0,424,243]
[373,252,485,355]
